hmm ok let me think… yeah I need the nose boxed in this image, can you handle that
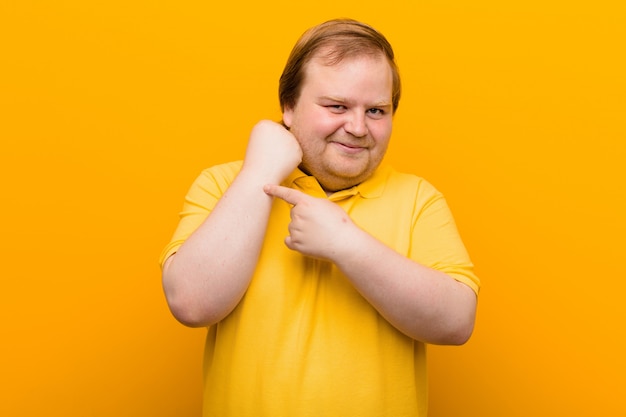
[344,111,368,137]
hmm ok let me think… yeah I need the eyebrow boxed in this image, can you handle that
[320,95,392,108]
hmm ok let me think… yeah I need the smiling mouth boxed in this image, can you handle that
[332,141,367,153]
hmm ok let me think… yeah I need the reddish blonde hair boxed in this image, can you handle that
[279,19,401,114]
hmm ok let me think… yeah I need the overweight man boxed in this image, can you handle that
[160,18,480,417]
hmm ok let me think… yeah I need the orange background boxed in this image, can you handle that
[1,1,624,416]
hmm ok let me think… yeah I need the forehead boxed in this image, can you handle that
[306,47,389,72]
[300,53,393,100]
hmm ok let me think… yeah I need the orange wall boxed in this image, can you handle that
[1,1,624,416]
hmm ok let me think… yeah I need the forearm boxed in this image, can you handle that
[162,169,274,327]
[334,227,477,345]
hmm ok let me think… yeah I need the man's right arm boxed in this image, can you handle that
[162,120,302,327]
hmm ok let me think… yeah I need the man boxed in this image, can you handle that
[160,18,480,416]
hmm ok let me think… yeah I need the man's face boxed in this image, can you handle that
[283,53,394,192]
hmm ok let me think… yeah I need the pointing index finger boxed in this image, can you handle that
[263,184,305,206]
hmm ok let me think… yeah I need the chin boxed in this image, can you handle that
[304,160,374,191]
[320,173,370,192]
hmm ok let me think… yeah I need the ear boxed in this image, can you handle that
[282,106,294,128]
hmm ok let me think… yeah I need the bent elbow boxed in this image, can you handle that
[446,320,475,345]
[441,303,477,345]
[162,267,217,328]
[427,301,477,345]
[443,284,478,345]
[165,293,215,328]
[426,319,474,346]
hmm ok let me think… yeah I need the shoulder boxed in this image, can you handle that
[381,167,443,201]
[183,161,243,202]
[194,161,243,188]
[199,160,243,180]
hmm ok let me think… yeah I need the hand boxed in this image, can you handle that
[242,120,303,184]
[263,184,357,261]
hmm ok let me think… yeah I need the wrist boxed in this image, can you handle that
[241,161,294,186]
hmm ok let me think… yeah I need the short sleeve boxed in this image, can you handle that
[410,181,481,294]
[158,161,243,268]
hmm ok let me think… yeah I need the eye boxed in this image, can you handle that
[367,108,386,118]
[326,105,347,113]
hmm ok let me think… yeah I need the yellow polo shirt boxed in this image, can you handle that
[160,161,480,417]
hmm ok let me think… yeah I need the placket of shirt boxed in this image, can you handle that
[291,176,361,208]
[290,177,360,288]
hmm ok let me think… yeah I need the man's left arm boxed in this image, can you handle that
[264,184,477,345]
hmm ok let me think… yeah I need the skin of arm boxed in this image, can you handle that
[263,184,477,345]
[162,120,302,327]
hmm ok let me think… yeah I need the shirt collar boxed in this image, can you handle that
[284,165,391,200]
